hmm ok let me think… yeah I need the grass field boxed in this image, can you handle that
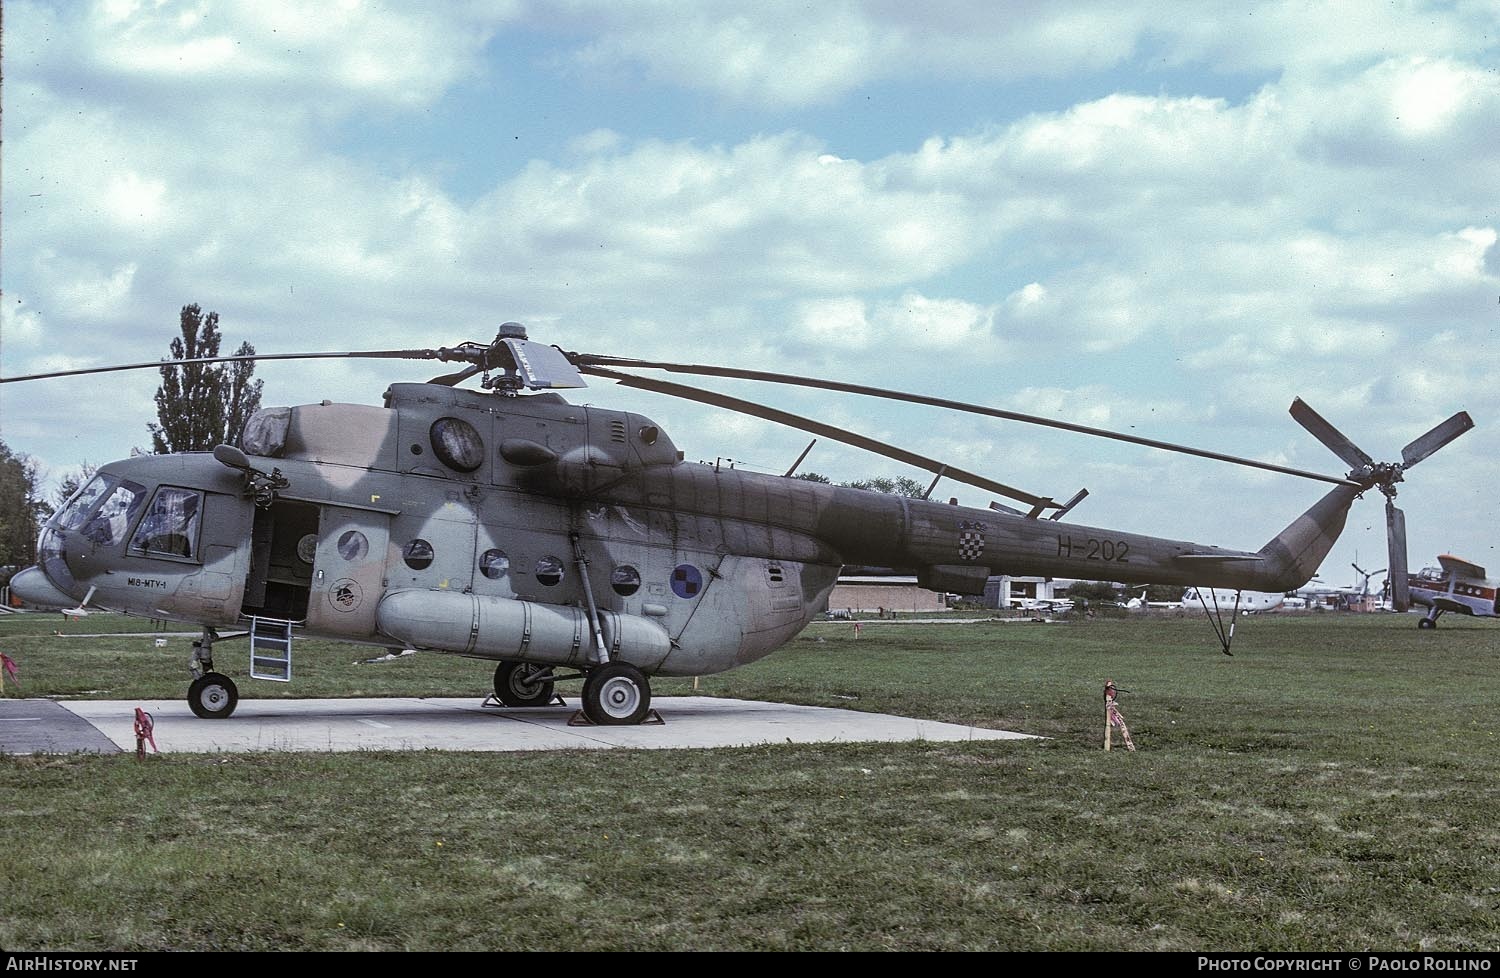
[2,610,1498,951]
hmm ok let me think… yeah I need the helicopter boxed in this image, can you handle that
[2,323,1475,722]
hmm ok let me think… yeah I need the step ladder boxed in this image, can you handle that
[249,617,296,682]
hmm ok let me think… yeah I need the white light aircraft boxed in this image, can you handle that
[1182,587,1286,615]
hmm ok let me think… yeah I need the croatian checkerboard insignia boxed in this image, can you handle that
[958,520,987,561]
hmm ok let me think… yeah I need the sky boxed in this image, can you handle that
[2,0,1497,590]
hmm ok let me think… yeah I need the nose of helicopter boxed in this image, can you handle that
[8,565,77,610]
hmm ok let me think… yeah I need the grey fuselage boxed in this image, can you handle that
[30,384,1357,677]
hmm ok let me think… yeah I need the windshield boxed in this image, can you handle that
[54,474,149,547]
[55,475,112,530]
[81,480,149,546]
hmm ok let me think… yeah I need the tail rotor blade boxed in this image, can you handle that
[1386,500,1410,612]
[1290,398,1374,471]
[1401,411,1475,468]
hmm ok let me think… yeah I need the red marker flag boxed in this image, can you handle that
[1103,680,1136,752]
[0,652,18,690]
[134,707,158,756]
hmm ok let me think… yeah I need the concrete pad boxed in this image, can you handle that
[0,698,121,754]
[48,696,1038,754]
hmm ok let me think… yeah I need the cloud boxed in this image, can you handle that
[795,292,997,352]
[3,3,1495,575]
[552,2,1497,108]
[17,0,508,111]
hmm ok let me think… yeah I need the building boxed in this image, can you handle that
[826,576,948,614]
[983,575,1056,609]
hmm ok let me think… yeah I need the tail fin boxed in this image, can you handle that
[1255,485,1362,591]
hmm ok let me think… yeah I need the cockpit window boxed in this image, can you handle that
[129,487,203,559]
[81,481,148,546]
[56,475,112,530]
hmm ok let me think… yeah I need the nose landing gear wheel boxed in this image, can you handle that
[1418,617,1437,629]
[581,661,652,725]
[188,672,239,719]
[493,661,556,707]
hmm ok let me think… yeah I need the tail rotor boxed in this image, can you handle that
[1290,398,1472,613]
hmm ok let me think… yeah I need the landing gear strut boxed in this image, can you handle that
[581,661,652,725]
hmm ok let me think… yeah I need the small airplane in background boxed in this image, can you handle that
[1408,556,1499,629]
[1182,587,1286,615]
[1117,585,1180,610]
[1014,597,1075,614]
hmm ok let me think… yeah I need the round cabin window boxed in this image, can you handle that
[337,530,369,562]
[403,539,435,570]
[479,549,510,580]
[611,565,642,596]
[535,556,564,587]
[430,417,485,472]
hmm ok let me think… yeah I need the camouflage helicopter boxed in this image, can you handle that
[2,324,1473,724]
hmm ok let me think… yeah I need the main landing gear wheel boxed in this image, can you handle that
[188,672,239,719]
[493,661,556,707]
[1418,617,1438,630]
[581,661,652,725]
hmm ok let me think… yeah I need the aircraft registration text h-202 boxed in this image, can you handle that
[0,324,1474,721]
[1055,535,1131,562]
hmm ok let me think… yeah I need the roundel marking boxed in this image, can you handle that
[671,563,703,599]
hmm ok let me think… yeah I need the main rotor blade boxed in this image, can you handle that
[572,355,1357,487]
[1386,500,1410,613]
[1400,411,1475,468]
[590,366,1059,511]
[1289,398,1374,471]
[428,364,484,387]
[0,349,468,384]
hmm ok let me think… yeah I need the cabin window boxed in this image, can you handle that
[479,549,510,580]
[430,417,485,472]
[337,530,369,562]
[130,487,204,559]
[81,481,149,547]
[535,556,564,586]
[611,565,641,596]
[403,539,435,570]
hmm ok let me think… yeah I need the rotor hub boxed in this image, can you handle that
[1350,461,1405,499]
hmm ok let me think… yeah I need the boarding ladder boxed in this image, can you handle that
[248,616,296,682]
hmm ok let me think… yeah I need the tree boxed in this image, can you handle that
[0,440,48,567]
[53,462,99,509]
[840,475,928,497]
[1065,580,1122,604]
[148,304,263,453]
